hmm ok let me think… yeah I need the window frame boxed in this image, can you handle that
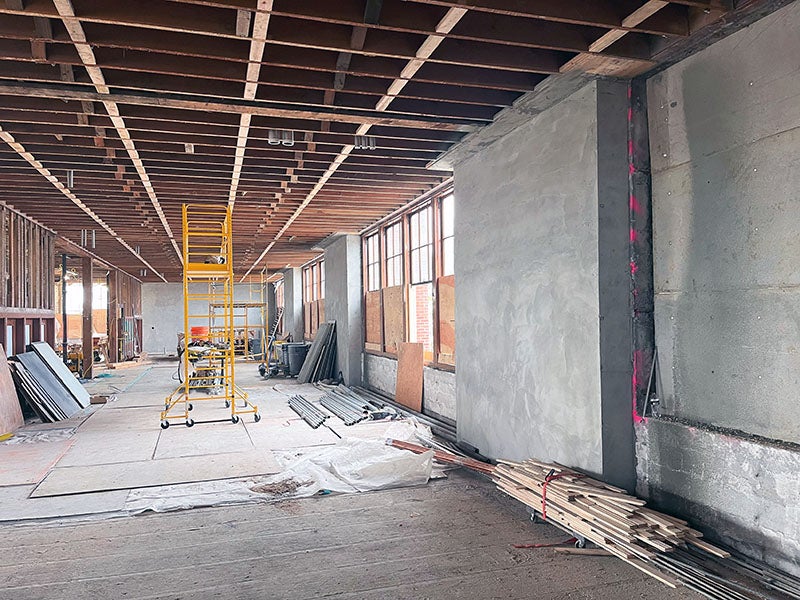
[361,186,455,371]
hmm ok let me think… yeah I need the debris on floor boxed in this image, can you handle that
[250,478,308,496]
[1,428,75,444]
[389,438,495,475]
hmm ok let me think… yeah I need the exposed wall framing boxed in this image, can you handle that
[0,203,56,355]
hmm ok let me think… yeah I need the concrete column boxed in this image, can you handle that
[323,234,363,386]
[266,282,277,338]
[282,267,304,342]
[81,256,93,379]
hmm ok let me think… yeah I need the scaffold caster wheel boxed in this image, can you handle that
[160,420,170,429]
[224,400,230,408]
[186,419,194,427]
[231,415,240,424]
[575,538,586,549]
[164,403,169,410]
[254,413,261,423]
[188,403,193,411]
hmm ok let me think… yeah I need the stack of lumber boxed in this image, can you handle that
[494,459,729,588]
[297,321,337,383]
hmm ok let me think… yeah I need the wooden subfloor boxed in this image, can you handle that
[0,471,698,600]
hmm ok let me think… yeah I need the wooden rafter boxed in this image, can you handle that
[51,0,183,264]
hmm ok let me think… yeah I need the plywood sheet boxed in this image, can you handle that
[365,290,382,348]
[382,285,405,354]
[15,352,82,419]
[396,342,423,412]
[0,439,74,486]
[29,342,91,408]
[437,276,456,365]
[0,344,23,435]
[31,449,281,497]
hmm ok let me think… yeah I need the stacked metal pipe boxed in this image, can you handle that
[319,386,375,425]
[288,395,328,429]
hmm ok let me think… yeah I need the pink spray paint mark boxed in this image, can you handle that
[630,261,638,276]
[629,228,637,243]
[629,194,641,213]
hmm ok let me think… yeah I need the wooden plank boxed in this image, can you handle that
[0,344,23,435]
[395,342,423,412]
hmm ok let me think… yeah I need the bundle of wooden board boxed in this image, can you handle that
[494,459,729,588]
[297,321,337,383]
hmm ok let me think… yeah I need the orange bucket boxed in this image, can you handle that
[190,326,210,340]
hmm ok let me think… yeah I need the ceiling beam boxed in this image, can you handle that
[51,0,183,265]
[0,82,480,131]
[228,0,272,212]
[0,124,167,281]
[240,6,466,280]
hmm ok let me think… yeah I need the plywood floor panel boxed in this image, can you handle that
[31,450,280,497]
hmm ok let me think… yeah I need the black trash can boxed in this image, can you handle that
[286,342,310,376]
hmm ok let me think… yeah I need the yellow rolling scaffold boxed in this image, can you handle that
[160,204,260,428]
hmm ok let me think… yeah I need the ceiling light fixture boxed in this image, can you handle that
[354,135,377,150]
[268,129,294,147]
[66,169,74,187]
[184,143,195,154]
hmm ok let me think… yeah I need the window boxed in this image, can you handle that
[409,206,433,284]
[384,222,403,287]
[361,188,455,368]
[302,257,325,340]
[440,194,454,277]
[365,233,380,292]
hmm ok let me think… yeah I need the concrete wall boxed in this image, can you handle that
[324,235,363,386]
[282,267,304,342]
[637,420,800,576]
[639,2,800,573]
[363,353,456,422]
[649,2,800,444]
[454,81,606,473]
[142,282,267,355]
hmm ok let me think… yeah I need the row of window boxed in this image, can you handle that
[365,193,454,291]
[362,190,455,367]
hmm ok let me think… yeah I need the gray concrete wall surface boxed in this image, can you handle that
[453,82,604,473]
[282,267,304,342]
[639,3,800,574]
[636,419,800,576]
[141,283,267,355]
[324,235,363,386]
[648,2,800,443]
[363,353,456,422]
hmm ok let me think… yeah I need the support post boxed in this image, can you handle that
[61,253,68,364]
[81,256,93,378]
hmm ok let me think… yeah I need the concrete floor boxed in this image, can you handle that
[0,359,699,599]
[0,471,698,600]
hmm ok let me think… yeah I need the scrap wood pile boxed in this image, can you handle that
[494,459,731,589]
[388,439,495,475]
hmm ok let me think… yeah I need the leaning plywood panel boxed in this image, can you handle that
[396,342,423,412]
[437,275,455,365]
[0,345,24,435]
[365,290,383,352]
[29,342,90,408]
[15,353,81,419]
[382,285,405,354]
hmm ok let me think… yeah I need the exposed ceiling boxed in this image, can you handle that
[0,0,765,281]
